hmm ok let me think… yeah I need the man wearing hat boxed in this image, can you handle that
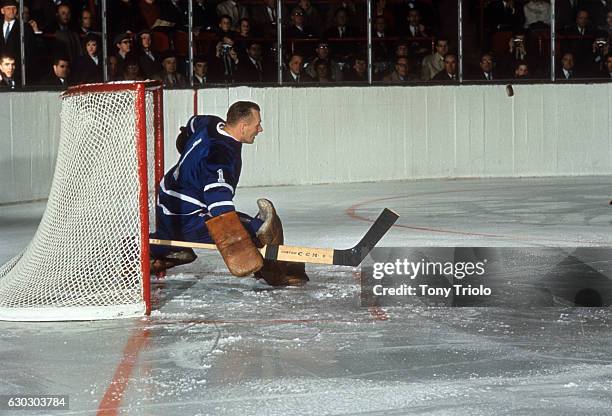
[114,32,133,75]
[154,50,187,87]
[135,29,160,79]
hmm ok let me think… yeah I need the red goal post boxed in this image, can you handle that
[0,81,164,321]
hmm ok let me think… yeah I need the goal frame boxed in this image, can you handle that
[0,81,164,320]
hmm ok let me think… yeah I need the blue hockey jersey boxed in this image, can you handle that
[157,115,242,224]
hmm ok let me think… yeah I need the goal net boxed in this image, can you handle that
[0,82,164,321]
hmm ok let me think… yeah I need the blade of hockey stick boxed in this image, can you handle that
[149,208,399,266]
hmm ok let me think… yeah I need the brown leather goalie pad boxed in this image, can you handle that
[254,198,309,286]
[206,211,264,277]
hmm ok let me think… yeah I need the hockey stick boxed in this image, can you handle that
[149,208,399,266]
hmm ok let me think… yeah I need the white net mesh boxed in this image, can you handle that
[0,85,159,321]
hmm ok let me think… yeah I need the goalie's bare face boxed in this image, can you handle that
[241,110,263,144]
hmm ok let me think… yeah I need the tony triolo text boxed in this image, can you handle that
[372,284,492,297]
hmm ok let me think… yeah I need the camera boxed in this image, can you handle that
[513,38,523,44]
[221,43,232,54]
[595,38,608,48]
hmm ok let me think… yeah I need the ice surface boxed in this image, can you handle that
[1,177,612,415]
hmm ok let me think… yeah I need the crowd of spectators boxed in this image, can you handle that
[0,0,611,90]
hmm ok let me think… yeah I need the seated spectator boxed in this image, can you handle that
[312,59,333,83]
[305,42,344,82]
[193,55,208,85]
[108,55,121,81]
[499,31,546,77]
[600,53,612,79]
[325,0,364,30]
[135,29,161,78]
[114,32,134,75]
[78,9,98,37]
[282,53,312,83]
[208,36,239,83]
[216,0,248,32]
[285,7,315,39]
[324,7,360,61]
[1,0,37,82]
[403,8,429,38]
[123,58,144,81]
[421,37,448,81]
[598,11,612,42]
[45,3,82,64]
[373,0,395,33]
[73,34,103,84]
[393,0,438,34]
[404,9,431,62]
[41,55,71,88]
[235,42,274,83]
[558,52,576,79]
[0,53,17,89]
[216,14,234,40]
[298,0,322,36]
[513,60,530,78]
[345,55,367,82]
[193,0,216,32]
[285,7,315,58]
[154,50,187,87]
[523,0,551,30]
[234,18,253,54]
[562,9,597,70]
[432,53,458,81]
[372,15,394,76]
[383,56,418,82]
[471,53,497,80]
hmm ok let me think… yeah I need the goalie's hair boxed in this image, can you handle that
[226,101,260,126]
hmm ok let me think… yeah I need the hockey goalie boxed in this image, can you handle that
[150,101,309,286]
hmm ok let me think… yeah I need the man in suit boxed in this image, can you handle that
[193,55,208,86]
[1,0,35,82]
[421,37,448,80]
[383,56,418,82]
[282,53,312,83]
[41,55,71,88]
[473,53,496,81]
[44,3,82,64]
[559,52,577,79]
[563,9,598,71]
[136,30,161,79]
[324,7,359,61]
[235,41,273,83]
[432,53,458,82]
[0,52,17,89]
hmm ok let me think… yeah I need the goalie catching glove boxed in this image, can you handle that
[254,199,309,286]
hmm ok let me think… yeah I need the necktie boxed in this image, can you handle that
[4,22,10,40]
